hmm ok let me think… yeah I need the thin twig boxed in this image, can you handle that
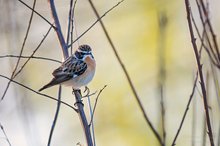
[87,96,96,146]
[0,122,12,146]
[49,0,69,59]
[18,0,55,28]
[199,0,220,62]
[47,85,62,146]
[0,74,77,112]
[68,0,124,48]
[1,0,36,101]
[157,12,168,146]
[14,26,53,77]
[66,0,74,46]
[171,72,198,146]
[70,0,78,54]
[87,0,163,145]
[89,85,107,126]
[0,55,61,63]
[184,1,215,145]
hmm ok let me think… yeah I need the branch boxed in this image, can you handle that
[0,74,77,112]
[18,0,54,27]
[1,25,52,101]
[0,55,61,64]
[14,26,53,77]
[68,0,124,48]
[171,72,198,146]
[184,1,214,145]
[47,85,62,146]
[48,0,69,59]
[199,0,220,61]
[87,0,163,145]
[157,12,168,146]
[89,85,107,126]
[1,0,36,101]
[73,90,93,146]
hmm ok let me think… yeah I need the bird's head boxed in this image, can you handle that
[75,44,94,60]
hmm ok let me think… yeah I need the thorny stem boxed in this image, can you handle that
[185,1,215,145]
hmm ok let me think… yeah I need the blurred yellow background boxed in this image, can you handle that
[0,0,220,146]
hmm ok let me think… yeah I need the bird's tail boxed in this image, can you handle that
[39,83,53,92]
[38,78,57,92]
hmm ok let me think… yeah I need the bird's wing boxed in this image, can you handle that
[52,56,87,78]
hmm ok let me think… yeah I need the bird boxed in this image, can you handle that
[39,44,96,92]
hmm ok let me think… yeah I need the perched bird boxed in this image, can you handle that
[39,44,96,91]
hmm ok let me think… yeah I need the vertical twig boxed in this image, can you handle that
[66,0,74,46]
[87,0,163,145]
[73,90,93,146]
[68,0,124,48]
[87,96,96,146]
[199,0,220,62]
[184,1,214,145]
[70,0,78,54]
[47,85,62,146]
[157,12,168,146]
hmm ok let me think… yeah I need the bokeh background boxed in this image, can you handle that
[0,0,220,146]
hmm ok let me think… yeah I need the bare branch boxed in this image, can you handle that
[199,0,220,61]
[47,85,62,146]
[70,0,78,54]
[0,55,61,64]
[89,85,107,126]
[0,74,77,112]
[18,0,54,27]
[68,0,124,48]
[13,26,53,77]
[171,72,198,146]
[184,1,215,145]
[157,12,168,146]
